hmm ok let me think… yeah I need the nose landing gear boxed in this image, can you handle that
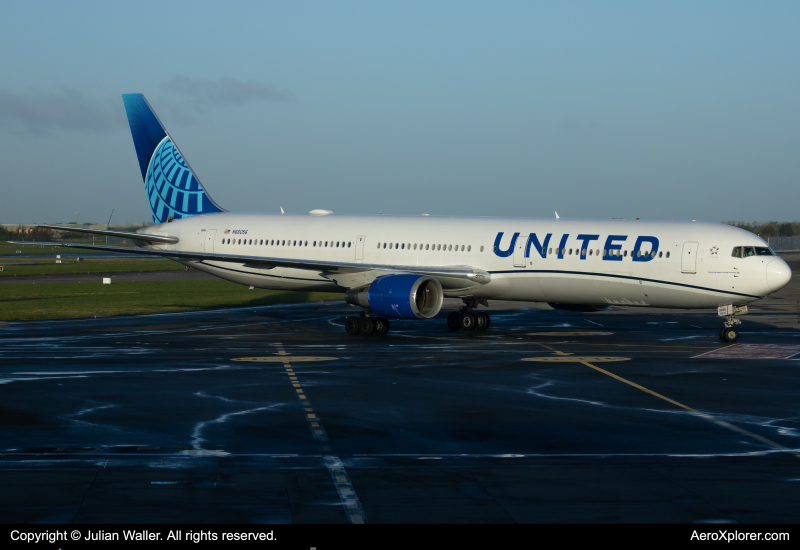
[447,298,490,332]
[718,305,747,342]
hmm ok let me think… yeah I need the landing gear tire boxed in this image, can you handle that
[359,317,375,335]
[447,312,462,331]
[345,316,361,336]
[374,317,390,336]
[719,327,727,342]
[476,312,490,331]
[460,312,477,331]
[721,327,739,343]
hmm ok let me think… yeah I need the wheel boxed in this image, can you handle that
[359,317,375,335]
[476,312,490,331]
[460,312,477,331]
[447,312,462,331]
[722,327,739,342]
[345,316,360,336]
[374,317,390,336]
[719,327,727,341]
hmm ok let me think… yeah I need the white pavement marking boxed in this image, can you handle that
[273,343,368,524]
[324,455,368,524]
[693,344,800,359]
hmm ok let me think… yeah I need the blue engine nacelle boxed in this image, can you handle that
[344,274,444,319]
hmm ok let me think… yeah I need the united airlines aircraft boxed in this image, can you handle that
[38,94,792,342]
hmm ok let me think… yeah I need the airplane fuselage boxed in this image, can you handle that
[139,212,790,310]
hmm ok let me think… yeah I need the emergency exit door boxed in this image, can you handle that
[513,233,527,267]
[355,235,365,261]
[681,241,698,273]
[205,229,217,253]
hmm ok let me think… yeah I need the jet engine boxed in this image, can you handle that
[345,274,444,319]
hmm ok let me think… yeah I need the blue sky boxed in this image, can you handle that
[1,1,798,224]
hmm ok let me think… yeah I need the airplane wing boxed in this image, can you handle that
[36,224,179,245]
[57,243,491,290]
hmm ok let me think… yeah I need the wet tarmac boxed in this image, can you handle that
[1,261,799,524]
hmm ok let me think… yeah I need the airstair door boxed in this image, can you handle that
[681,241,698,273]
[513,233,527,268]
[355,235,366,261]
[205,229,217,253]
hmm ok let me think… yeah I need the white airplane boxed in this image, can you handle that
[37,94,791,342]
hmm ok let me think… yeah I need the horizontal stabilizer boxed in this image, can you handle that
[37,224,179,244]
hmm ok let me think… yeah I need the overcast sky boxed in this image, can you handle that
[1,2,798,224]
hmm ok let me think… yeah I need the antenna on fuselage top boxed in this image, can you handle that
[555,211,560,220]
[280,207,284,214]
[106,208,114,230]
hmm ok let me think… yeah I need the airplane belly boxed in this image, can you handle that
[538,272,599,304]
[189,261,340,292]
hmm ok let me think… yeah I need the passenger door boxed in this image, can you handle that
[204,229,217,253]
[513,233,526,268]
[355,235,366,261]
[681,241,698,273]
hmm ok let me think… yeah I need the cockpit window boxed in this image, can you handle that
[733,246,774,258]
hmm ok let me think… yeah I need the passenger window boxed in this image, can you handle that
[480,246,484,252]
[666,251,670,258]
[325,241,328,247]
[401,243,405,250]
[589,249,593,256]
[425,244,429,250]
[624,250,628,257]
[437,244,441,251]
[468,245,471,252]
[448,245,452,251]
[348,242,351,248]
[743,246,756,257]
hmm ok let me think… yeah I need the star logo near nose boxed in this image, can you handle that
[710,246,719,255]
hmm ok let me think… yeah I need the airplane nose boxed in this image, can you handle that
[766,258,792,292]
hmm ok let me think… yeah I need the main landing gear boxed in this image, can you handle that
[718,305,747,342]
[447,298,490,332]
[345,313,390,336]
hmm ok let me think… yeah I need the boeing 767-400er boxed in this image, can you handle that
[32,94,791,341]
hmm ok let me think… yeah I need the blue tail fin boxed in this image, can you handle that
[122,94,224,223]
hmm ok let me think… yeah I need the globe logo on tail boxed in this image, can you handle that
[145,137,222,223]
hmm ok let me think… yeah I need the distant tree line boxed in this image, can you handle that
[723,221,797,238]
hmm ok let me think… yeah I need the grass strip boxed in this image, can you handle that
[0,242,135,255]
[0,280,343,320]
[0,257,184,276]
